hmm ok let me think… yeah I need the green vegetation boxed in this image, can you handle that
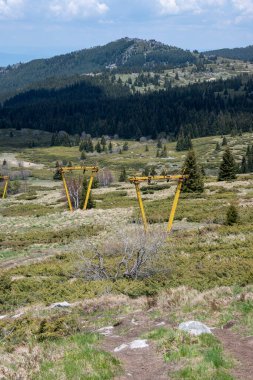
[146,328,234,379]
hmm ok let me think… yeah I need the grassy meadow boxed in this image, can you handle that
[0,129,253,379]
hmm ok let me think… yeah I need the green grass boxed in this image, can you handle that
[35,333,120,380]
[145,328,234,380]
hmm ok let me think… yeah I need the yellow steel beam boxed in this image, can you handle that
[60,166,99,173]
[135,182,148,232]
[83,175,94,210]
[168,179,183,232]
[62,172,73,212]
[0,176,9,199]
[129,175,188,184]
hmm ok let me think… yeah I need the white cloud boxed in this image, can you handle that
[158,0,226,14]
[232,0,253,15]
[0,0,24,18]
[49,0,109,19]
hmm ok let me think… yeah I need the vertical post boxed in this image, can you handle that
[135,182,148,232]
[167,180,183,232]
[2,179,8,199]
[83,175,94,210]
[62,172,73,212]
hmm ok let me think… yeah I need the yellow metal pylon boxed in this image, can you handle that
[129,174,188,233]
[0,176,9,199]
[58,166,99,211]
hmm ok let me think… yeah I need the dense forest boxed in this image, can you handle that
[204,45,253,62]
[0,75,253,140]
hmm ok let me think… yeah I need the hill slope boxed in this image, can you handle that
[204,45,253,62]
[0,38,196,101]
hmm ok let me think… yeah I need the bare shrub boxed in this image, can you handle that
[97,168,114,187]
[79,225,167,280]
[65,176,83,209]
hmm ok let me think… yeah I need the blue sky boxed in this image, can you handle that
[0,0,253,66]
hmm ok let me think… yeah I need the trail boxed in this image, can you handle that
[215,329,253,380]
[99,311,170,380]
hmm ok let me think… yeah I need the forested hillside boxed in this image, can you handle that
[0,38,196,101]
[205,45,253,62]
[1,75,253,139]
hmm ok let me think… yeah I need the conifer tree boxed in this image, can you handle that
[119,168,127,182]
[176,131,192,151]
[157,139,162,149]
[226,204,239,225]
[123,142,129,151]
[156,149,160,157]
[95,141,102,153]
[145,145,149,152]
[215,142,220,152]
[182,150,204,193]
[109,141,113,153]
[222,136,228,146]
[218,147,237,181]
[160,145,167,157]
[150,167,157,176]
[240,156,247,173]
[101,136,106,151]
[80,151,86,160]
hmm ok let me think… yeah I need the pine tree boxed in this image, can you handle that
[101,136,106,151]
[182,150,204,193]
[80,151,86,160]
[142,167,150,176]
[119,168,127,182]
[226,204,239,225]
[215,142,220,152]
[176,131,192,151]
[157,139,162,149]
[150,167,157,176]
[222,136,228,146]
[123,142,129,151]
[109,141,113,153]
[95,141,102,153]
[160,145,167,157]
[80,176,95,209]
[240,156,247,173]
[145,145,149,152]
[218,147,237,181]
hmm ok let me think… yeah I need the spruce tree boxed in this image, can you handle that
[240,156,247,173]
[176,131,192,151]
[95,141,102,153]
[218,147,237,181]
[101,136,106,151]
[145,145,149,152]
[123,142,129,151]
[182,150,204,193]
[215,142,220,152]
[119,168,127,182]
[222,136,228,146]
[226,204,239,225]
[109,141,113,153]
[157,139,162,149]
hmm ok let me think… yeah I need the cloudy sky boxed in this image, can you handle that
[0,0,253,65]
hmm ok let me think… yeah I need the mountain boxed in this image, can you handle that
[0,38,196,101]
[204,45,253,62]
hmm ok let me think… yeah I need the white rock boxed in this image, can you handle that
[178,321,212,336]
[12,312,24,319]
[97,326,114,336]
[0,315,7,320]
[114,344,128,352]
[129,339,149,349]
[156,322,166,327]
[50,301,71,308]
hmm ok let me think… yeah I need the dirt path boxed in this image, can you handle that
[214,329,253,380]
[99,311,170,380]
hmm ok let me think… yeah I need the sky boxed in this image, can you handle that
[0,0,253,66]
